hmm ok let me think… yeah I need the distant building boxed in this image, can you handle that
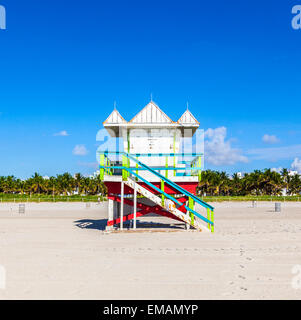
[236,172,244,179]
[288,170,298,176]
[281,188,288,196]
[91,170,100,178]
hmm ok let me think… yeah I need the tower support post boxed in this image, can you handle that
[133,182,137,229]
[120,181,124,230]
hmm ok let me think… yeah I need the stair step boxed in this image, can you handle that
[124,178,210,232]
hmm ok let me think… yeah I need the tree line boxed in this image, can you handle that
[0,168,300,197]
[0,173,107,196]
[197,169,301,196]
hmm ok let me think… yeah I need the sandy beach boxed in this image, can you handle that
[0,201,301,300]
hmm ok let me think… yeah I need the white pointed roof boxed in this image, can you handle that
[103,109,126,124]
[130,101,173,123]
[178,109,199,125]
[103,101,200,137]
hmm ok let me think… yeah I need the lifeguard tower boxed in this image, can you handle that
[98,101,214,232]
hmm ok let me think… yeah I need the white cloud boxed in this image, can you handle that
[78,161,98,168]
[54,130,69,136]
[247,144,301,161]
[205,127,248,166]
[271,167,282,173]
[262,134,279,144]
[291,158,301,173]
[73,145,88,156]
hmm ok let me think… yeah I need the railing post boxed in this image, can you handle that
[198,156,202,182]
[99,154,105,181]
[127,157,130,179]
[136,156,139,181]
[173,133,176,176]
[133,181,137,229]
[161,179,165,206]
[211,210,214,233]
[120,181,124,230]
[188,197,194,226]
[109,159,113,175]
[165,156,168,178]
[207,208,210,230]
[122,155,127,181]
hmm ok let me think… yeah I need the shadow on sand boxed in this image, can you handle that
[74,218,184,231]
[74,219,108,230]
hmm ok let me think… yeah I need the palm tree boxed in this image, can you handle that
[1,176,20,193]
[281,168,290,195]
[288,174,301,195]
[46,176,58,196]
[74,173,83,195]
[260,169,283,195]
[0,168,298,198]
[56,173,75,195]
[28,173,46,194]
[231,173,242,195]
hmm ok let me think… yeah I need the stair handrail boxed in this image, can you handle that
[123,152,214,211]
[126,171,213,226]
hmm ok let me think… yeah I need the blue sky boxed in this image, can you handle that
[0,0,301,178]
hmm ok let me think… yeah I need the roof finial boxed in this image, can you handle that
[113,101,117,110]
[186,101,189,111]
[150,93,153,102]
